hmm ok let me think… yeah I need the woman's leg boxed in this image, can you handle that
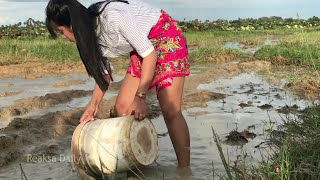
[115,74,140,116]
[158,77,190,167]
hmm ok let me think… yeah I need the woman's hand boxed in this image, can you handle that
[126,96,148,120]
[80,104,98,123]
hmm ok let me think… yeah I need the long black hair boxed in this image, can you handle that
[45,0,128,91]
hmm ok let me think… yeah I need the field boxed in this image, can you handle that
[0,19,320,179]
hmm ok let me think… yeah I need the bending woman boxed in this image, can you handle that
[45,0,190,167]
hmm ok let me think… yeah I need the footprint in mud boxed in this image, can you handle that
[224,130,256,146]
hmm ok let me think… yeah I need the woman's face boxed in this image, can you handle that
[57,26,76,43]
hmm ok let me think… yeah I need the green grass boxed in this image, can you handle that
[0,37,80,65]
[0,29,309,66]
[254,30,320,70]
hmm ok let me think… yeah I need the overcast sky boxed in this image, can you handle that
[0,0,319,25]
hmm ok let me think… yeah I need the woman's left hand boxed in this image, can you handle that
[126,96,148,120]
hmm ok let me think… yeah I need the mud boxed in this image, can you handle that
[207,54,236,64]
[0,97,116,167]
[0,61,86,79]
[0,90,23,97]
[277,104,300,114]
[285,77,320,100]
[258,104,273,110]
[4,83,12,87]
[0,90,92,118]
[182,91,227,109]
[239,102,253,108]
[0,58,314,179]
[224,130,257,146]
[54,79,86,87]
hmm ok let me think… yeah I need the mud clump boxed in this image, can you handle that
[285,76,320,100]
[0,91,23,97]
[277,104,300,114]
[182,91,227,109]
[258,104,273,110]
[225,130,256,146]
[270,56,291,66]
[0,90,92,118]
[0,135,14,150]
[240,41,263,48]
[238,61,271,71]
[207,54,236,64]
[239,102,253,108]
[54,79,86,87]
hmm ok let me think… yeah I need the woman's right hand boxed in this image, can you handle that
[80,104,98,123]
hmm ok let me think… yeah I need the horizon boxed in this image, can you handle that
[0,0,319,25]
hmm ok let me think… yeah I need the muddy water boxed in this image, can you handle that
[0,73,122,107]
[0,73,123,128]
[133,73,310,179]
[223,39,279,54]
[0,68,311,179]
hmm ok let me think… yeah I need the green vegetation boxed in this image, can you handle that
[0,18,48,39]
[255,30,320,70]
[0,38,79,65]
[3,16,319,39]
[179,16,320,31]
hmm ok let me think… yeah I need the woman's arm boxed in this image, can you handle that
[137,50,158,92]
[126,50,157,120]
[80,74,111,123]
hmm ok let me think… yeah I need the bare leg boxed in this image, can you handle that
[158,77,190,167]
[115,74,140,116]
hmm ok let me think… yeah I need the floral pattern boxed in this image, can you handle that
[127,10,190,95]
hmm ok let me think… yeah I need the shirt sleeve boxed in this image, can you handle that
[115,7,155,58]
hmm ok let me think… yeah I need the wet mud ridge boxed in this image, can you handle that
[0,90,93,118]
[0,97,117,167]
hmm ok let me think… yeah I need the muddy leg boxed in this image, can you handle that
[115,74,140,116]
[158,77,190,167]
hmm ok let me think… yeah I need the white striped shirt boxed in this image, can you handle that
[96,0,161,60]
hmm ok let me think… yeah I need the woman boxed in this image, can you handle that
[46,0,190,167]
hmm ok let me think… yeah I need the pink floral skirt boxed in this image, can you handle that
[127,10,190,96]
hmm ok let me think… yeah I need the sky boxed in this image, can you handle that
[0,0,320,25]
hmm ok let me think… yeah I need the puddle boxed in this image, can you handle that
[0,73,123,108]
[223,39,279,54]
[131,73,310,179]
[0,71,311,179]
